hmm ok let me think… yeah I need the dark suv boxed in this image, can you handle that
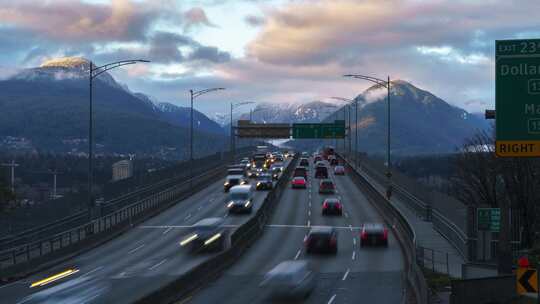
[304,226,338,254]
[180,217,228,253]
[318,179,335,194]
[315,165,328,178]
[299,158,309,167]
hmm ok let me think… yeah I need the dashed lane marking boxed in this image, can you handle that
[128,244,145,254]
[342,268,350,281]
[294,250,301,260]
[327,294,337,304]
[163,227,173,235]
[82,266,104,278]
[352,251,356,260]
[307,220,311,227]
[149,259,167,270]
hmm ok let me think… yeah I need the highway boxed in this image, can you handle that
[186,157,404,304]
[0,160,291,304]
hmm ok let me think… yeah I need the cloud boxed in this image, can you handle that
[244,15,265,27]
[183,7,216,31]
[188,46,231,63]
[0,0,181,43]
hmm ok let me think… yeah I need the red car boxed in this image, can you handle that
[360,223,388,247]
[291,177,307,189]
[322,198,342,216]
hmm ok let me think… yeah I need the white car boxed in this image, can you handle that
[334,165,345,175]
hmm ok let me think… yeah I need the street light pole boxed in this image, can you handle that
[230,101,255,162]
[88,59,149,217]
[330,97,357,164]
[188,87,226,187]
[343,74,392,197]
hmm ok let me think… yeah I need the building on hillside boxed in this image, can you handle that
[112,160,133,182]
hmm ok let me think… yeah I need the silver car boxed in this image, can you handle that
[260,260,316,300]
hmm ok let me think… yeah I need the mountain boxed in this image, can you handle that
[0,57,226,158]
[236,100,340,124]
[319,80,489,155]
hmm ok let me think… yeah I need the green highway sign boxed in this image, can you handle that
[477,208,501,232]
[496,39,540,156]
[292,120,345,139]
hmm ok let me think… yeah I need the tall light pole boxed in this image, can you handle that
[344,74,392,197]
[189,88,226,187]
[331,97,358,165]
[88,59,149,214]
[1,160,19,193]
[230,101,256,162]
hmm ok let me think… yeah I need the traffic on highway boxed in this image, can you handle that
[0,148,404,303]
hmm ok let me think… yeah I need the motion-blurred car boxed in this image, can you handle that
[304,226,338,254]
[322,198,342,216]
[299,158,309,167]
[227,185,254,214]
[315,165,329,179]
[291,176,307,189]
[334,165,345,175]
[256,173,273,190]
[318,179,335,194]
[360,223,389,247]
[180,217,228,253]
[224,175,247,192]
[259,260,315,300]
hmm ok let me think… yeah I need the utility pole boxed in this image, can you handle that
[1,160,19,193]
[49,169,62,199]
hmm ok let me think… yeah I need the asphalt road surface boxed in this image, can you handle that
[0,160,290,304]
[186,158,404,304]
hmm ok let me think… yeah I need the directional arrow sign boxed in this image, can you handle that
[517,268,538,294]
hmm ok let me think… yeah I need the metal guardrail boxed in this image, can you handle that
[339,153,430,304]
[0,165,228,280]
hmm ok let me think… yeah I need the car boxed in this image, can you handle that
[315,166,328,179]
[313,155,322,164]
[274,155,284,162]
[291,176,307,189]
[299,158,309,167]
[329,157,338,166]
[293,166,308,179]
[301,152,309,158]
[227,185,254,214]
[360,223,389,247]
[334,165,345,175]
[318,179,335,194]
[304,226,338,254]
[322,198,342,215]
[227,166,246,177]
[248,169,258,178]
[224,175,247,192]
[259,260,316,300]
[256,173,273,190]
[180,217,228,253]
[240,159,251,169]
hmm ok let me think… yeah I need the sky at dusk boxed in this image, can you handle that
[1,0,540,117]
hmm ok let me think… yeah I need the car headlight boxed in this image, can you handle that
[224,182,230,186]
[244,200,251,207]
[256,182,262,186]
[180,233,198,246]
[227,201,234,208]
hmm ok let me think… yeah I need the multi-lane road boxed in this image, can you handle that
[0,156,404,303]
[185,158,404,304]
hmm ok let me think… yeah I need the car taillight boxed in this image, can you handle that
[383,229,388,240]
[330,237,337,246]
[361,231,367,240]
[323,202,328,209]
[304,236,311,245]
[336,203,342,209]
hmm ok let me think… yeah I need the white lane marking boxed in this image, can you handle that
[0,280,28,289]
[82,266,104,278]
[223,213,228,218]
[307,220,311,227]
[184,214,192,221]
[149,259,167,270]
[308,210,311,217]
[163,227,173,235]
[352,251,356,260]
[342,268,350,281]
[128,244,145,254]
[328,294,337,304]
[349,224,353,231]
[344,212,349,218]
[294,250,301,260]
[353,238,357,246]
